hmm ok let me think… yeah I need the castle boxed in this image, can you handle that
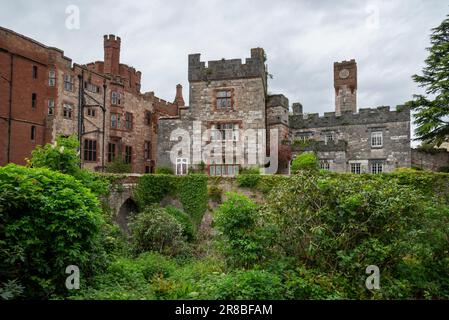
[2,28,446,174]
[157,49,411,175]
[0,27,180,173]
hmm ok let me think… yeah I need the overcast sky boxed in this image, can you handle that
[1,0,447,143]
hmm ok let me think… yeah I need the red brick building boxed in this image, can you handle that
[0,27,181,173]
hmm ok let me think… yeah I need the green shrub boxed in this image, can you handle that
[27,135,110,196]
[156,167,174,174]
[201,269,283,300]
[105,157,131,173]
[129,205,185,256]
[0,164,104,298]
[239,167,261,174]
[165,206,195,241]
[236,174,261,188]
[208,185,223,203]
[215,193,277,268]
[290,152,318,172]
[264,171,449,299]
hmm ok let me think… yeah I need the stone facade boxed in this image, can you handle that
[411,148,449,171]
[158,48,288,175]
[0,27,179,172]
[157,51,411,175]
[290,106,411,173]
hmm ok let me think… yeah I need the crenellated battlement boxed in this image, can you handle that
[289,105,410,129]
[188,48,266,82]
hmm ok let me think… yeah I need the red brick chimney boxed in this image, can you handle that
[103,34,121,75]
[174,84,185,107]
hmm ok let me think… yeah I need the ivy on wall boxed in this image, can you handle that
[135,174,208,227]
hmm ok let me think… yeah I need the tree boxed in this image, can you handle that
[290,152,318,173]
[407,14,449,146]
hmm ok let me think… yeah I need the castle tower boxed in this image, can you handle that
[103,34,121,75]
[334,59,357,115]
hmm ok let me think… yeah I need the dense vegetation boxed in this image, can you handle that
[1,137,449,300]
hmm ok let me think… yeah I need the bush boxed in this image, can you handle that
[165,206,195,241]
[129,205,185,256]
[239,167,261,174]
[105,157,131,173]
[0,164,104,298]
[27,135,110,196]
[236,174,261,188]
[215,193,277,268]
[264,171,449,299]
[201,269,283,300]
[208,185,223,203]
[290,152,318,173]
[155,167,174,174]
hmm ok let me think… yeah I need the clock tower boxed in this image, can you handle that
[334,59,357,115]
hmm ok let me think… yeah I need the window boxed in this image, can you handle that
[125,112,133,130]
[64,74,73,91]
[124,146,132,164]
[324,132,334,144]
[145,166,150,173]
[371,131,383,148]
[144,111,151,126]
[371,162,383,174]
[83,139,97,161]
[176,158,188,175]
[63,103,73,119]
[84,82,100,93]
[111,91,122,105]
[144,141,151,160]
[87,108,96,117]
[209,164,239,176]
[107,143,116,162]
[211,123,239,141]
[320,161,330,170]
[32,93,37,109]
[216,90,232,109]
[350,163,361,174]
[31,125,36,141]
[111,113,121,128]
[295,132,312,142]
[48,70,56,86]
[48,99,54,115]
[32,66,38,79]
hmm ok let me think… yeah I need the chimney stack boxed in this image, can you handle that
[174,84,185,107]
[292,102,303,115]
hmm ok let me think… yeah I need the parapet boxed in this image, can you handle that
[188,48,266,82]
[289,105,410,129]
[267,94,289,109]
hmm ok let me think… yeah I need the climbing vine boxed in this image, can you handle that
[135,174,208,227]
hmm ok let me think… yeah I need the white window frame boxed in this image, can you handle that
[320,161,330,171]
[211,123,239,141]
[176,158,188,176]
[324,132,334,145]
[350,162,361,174]
[371,162,383,174]
[371,131,383,148]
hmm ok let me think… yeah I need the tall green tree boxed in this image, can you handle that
[407,14,449,146]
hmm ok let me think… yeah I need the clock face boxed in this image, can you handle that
[339,69,350,79]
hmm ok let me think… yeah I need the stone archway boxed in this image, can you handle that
[114,197,138,233]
